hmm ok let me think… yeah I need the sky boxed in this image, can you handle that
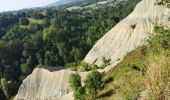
[0,0,59,12]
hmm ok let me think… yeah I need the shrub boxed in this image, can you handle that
[84,69,102,99]
[69,73,85,100]
[65,62,78,71]
[155,0,170,8]
[91,64,98,70]
[147,26,170,54]
[81,62,90,71]
[99,57,111,69]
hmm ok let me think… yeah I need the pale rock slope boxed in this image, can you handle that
[15,0,170,100]
[14,67,88,100]
[84,0,170,72]
[15,68,74,100]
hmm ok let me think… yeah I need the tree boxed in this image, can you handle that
[19,17,29,25]
[1,78,9,99]
[70,47,84,61]
[43,18,50,28]
[84,69,102,99]
[69,73,85,100]
[20,63,30,75]
[29,23,42,31]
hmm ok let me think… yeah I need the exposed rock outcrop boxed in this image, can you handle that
[15,0,170,99]
[84,0,170,72]
[15,68,74,100]
[14,67,89,100]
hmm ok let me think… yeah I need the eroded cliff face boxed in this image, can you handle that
[84,0,170,72]
[15,0,170,99]
[14,68,89,100]
[15,68,74,100]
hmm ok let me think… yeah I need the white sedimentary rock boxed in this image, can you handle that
[15,0,170,99]
[15,68,74,100]
[84,0,170,72]
[14,67,89,100]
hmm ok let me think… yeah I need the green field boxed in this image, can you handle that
[28,18,43,24]
[67,6,82,10]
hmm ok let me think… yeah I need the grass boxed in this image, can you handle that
[19,18,43,28]
[28,18,43,24]
[98,47,147,100]
[146,54,170,100]
[84,3,97,8]
[67,6,82,10]
[19,25,29,28]
[98,26,170,100]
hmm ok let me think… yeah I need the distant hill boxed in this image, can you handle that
[45,0,83,7]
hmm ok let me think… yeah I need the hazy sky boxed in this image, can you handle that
[0,0,59,12]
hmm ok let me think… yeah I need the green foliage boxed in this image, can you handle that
[147,26,170,54]
[146,55,170,100]
[69,73,85,100]
[0,0,141,98]
[98,26,170,99]
[100,57,111,69]
[91,64,98,70]
[81,62,90,71]
[19,17,29,25]
[28,18,43,24]
[98,48,146,100]
[65,62,79,71]
[1,78,9,99]
[42,18,50,28]
[145,26,170,99]
[29,23,43,31]
[20,63,31,75]
[84,69,102,99]
[155,0,170,8]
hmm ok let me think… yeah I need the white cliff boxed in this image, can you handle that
[84,0,170,72]
[15,68,74,100]
[15,0,170,99]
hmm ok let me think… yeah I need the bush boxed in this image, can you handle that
[155,0,170,8]
[99,57,111,69]
[65,62,78,71]
[146,26,170,99]
[147,26,170,54]
[69,73,85,100]
[84,69,102,99]
[81,62,91,71]
[91,64,98,70]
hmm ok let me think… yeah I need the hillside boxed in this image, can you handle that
[84,0,170,73]
[0,0,141,99]
[45,0,125,10]
[14,0,170,100]
[45,0,82,7]
[98,25,170,99]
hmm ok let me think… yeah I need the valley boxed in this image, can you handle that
[0,0,170,100]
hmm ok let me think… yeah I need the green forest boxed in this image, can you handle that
[0,0,141,99]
